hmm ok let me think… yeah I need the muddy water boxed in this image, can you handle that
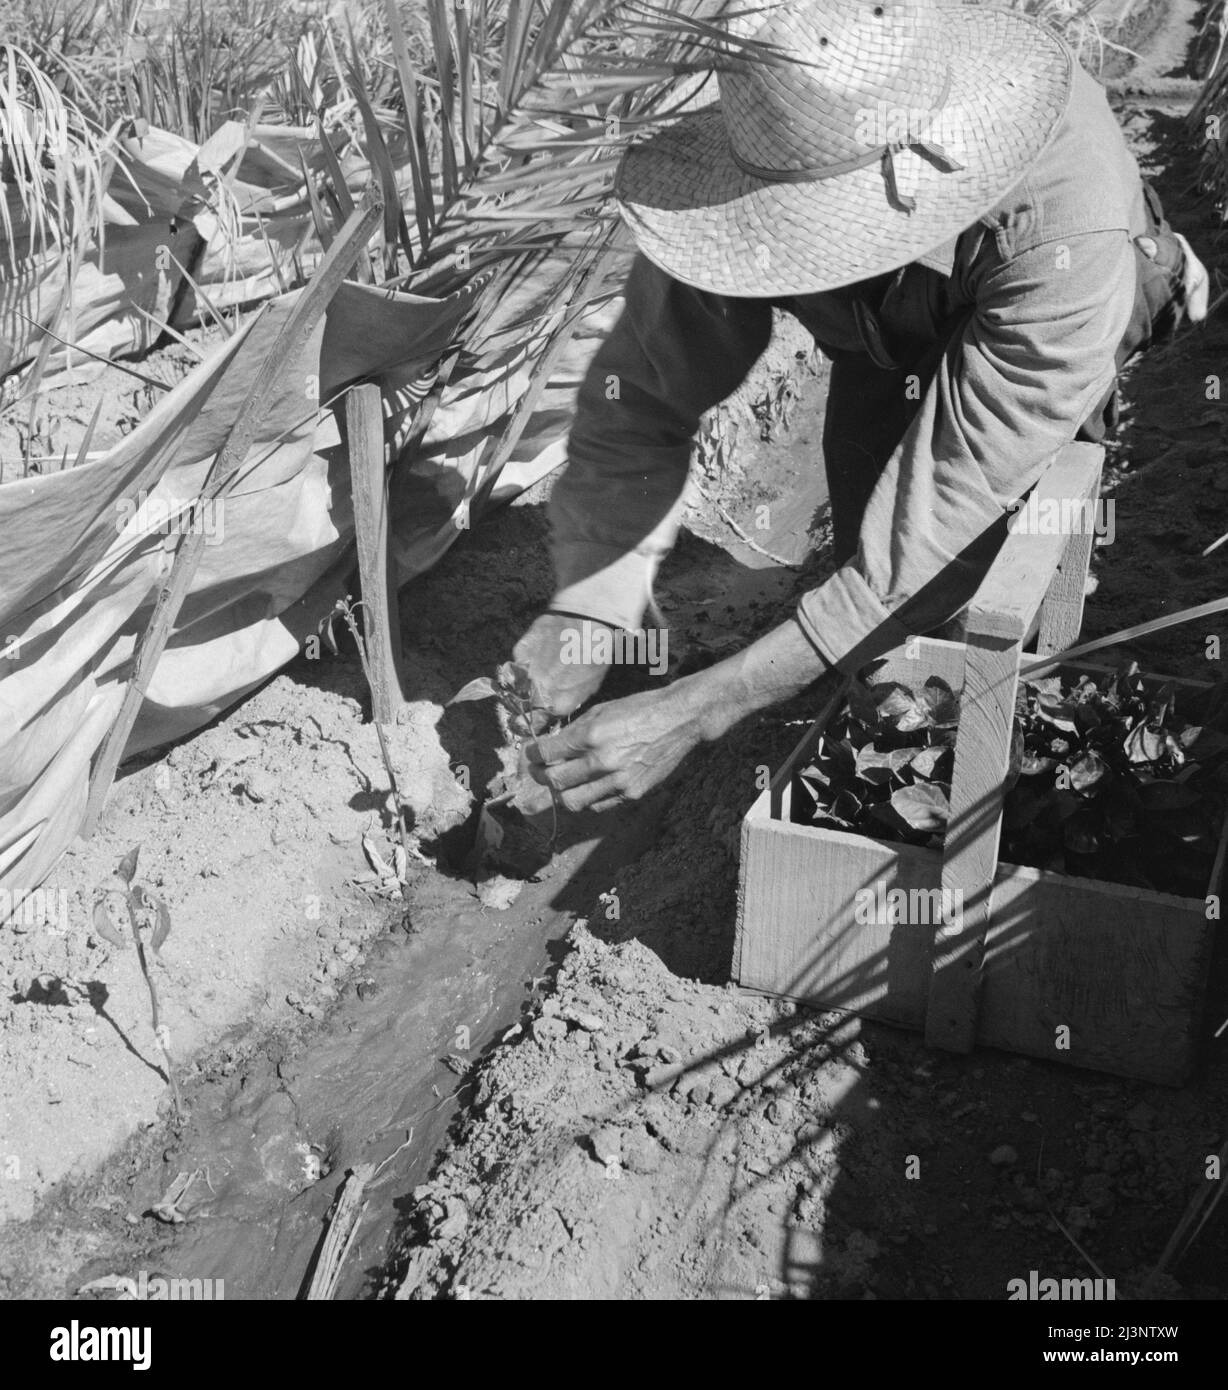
[97,807,654,1301]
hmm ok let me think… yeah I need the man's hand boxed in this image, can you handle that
[524,678,709,813]
[522,616,833,812]
[512,612,611,728]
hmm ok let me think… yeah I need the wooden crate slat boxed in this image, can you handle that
[979,867,1214,1086]
[1035,442,1103,655]
[968,441,1104,643]
[737,819,1217,1086]
[862,636,965,692]
[736,806,938,1029]
[1037,520,1098,657]
[927,629,1019,1053]
[923,441,1104,1052]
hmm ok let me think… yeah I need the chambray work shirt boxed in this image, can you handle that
[548,63,1147,674]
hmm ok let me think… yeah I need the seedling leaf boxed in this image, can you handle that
[449,676,499,704]
[1020,751,1057,777]
[918,676,960,728]
[885,782,950,833]
[831,789,863,822]
[871,682,922,729]
[910,745,953,782]
[1069,751,1109,794]
[151,899,172,955]
[1036,695,1079,733]
[92,896,129,948]
[362,833,395,880]
[1124,720,1166,764]
[854,744,896,785]
[116,845,140,885]
[496,661,534,702]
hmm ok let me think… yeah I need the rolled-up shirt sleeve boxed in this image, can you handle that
[796,228,1136,672]
[549,252,772,630]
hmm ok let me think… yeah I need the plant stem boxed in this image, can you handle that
[506,691,559,849]
[338,599,414,880]
[134,934,182,1121]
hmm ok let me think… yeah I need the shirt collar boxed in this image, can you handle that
[916,235,959,278]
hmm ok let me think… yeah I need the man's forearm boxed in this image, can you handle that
[678,616,831,741]
[524,613,831,813]
[549,254,774,630]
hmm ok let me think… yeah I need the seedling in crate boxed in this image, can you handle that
[795,674,961,844]
[795,664,1228,896]
[92,846,183,1123]
[1002,663,1228,894]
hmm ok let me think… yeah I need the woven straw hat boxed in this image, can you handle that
[616,0,1073,296]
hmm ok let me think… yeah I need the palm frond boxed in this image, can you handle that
[0,41,110,274]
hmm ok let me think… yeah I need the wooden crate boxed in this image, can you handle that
[734,443,1225,1085]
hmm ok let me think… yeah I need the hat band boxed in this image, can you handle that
[727,69,965,212]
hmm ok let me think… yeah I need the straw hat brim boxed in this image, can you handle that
[615,6,1074,297]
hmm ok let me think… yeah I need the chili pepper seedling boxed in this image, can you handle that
[450,660,546,734]
[450,661,562,875]
[333,596,414,893]
[795,663,1228,896]
[91,845,183,1122]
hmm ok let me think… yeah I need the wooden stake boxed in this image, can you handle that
[926,629,1019,1054]
[346,381,405,722]
[1037,454,1103,656]
[82,190,383,838]
[924,442,1105,1052]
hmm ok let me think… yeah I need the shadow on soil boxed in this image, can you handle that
[8,483,813,1301]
